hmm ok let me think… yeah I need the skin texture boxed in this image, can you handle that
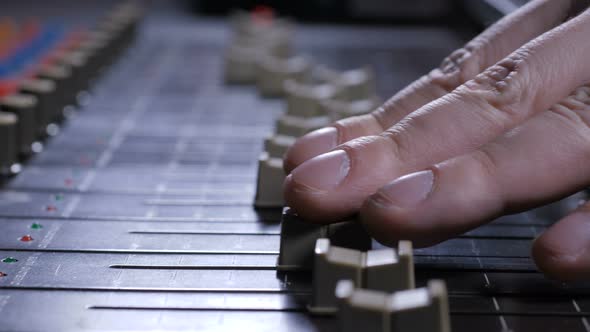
[282,0,590,281]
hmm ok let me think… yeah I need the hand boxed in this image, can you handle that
[282,0,590,281]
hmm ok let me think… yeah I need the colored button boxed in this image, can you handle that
[30,223,43,230]
[19,235,33,242]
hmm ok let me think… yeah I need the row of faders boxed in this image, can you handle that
[223,8,382,208]
[224,9,452,331]
[0,2,142,175]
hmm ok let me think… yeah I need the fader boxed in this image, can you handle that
[36,63,74,123]
[337,279,451,332]
[256,54,313,97]
[19,78,56,136]
[284,79,339,118]
[309,239,414,314]
[274,113,330,138]
[0,112,18,174]
[254,152,285,208]
[224,9,293,84]
[322,96,382,121]
[276,207,372,271]
[0,94,38,156]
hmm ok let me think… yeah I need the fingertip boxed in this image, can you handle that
[532,212,590,281]
[282,172,344,224]
[283,127,338,174]
[360,192,442,248]
[532,236,581,281]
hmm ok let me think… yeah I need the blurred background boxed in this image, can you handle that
[191,0,527,25]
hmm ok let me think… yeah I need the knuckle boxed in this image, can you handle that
[379,128,410,160]
[453,51,535,127]
[465,148,506,210]
[338,135,382,153]
[468,149,500,181]
[464,50,532,108]
[569,85,590,110]
[369,107,391,131]
[333,112,384,141]
[549,85,590,135]
[429,44,482,93]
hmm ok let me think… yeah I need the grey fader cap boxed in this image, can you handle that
[309,239,364,314]
[365,241,414,292]
[284,79,338,118]
[255,55,312,97]
[274,114,330,138]
[309,239,414,314]
[386,280,450,332]
[254,152,285,208]
[263,135,295,159]
[336,279,450,332]
[1,94,38,156]
[336,280,388,332]
[276,208,372,271]
[0,112,18,174]
[332,66,377,101]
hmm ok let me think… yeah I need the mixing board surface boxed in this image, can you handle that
[1,1,590,331]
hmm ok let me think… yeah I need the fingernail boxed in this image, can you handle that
[302,127,338,151]
[291,150,350,191]
[285,127,338,167]
[378,170,434,207]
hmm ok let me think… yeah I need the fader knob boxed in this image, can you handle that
[336,281,389,332]
[284,79,338,118]
[336,280,450,332]
[264,134,295,159]
[37,64,74,122]
[387,280,450,332]
[77,32,111,80]
[309,239,414,314]
[78,31,113,75]
[0,112,18,174]
[224,45,263,84]
[322,96,381,121]
[20,78,57,137]
[256,55,312,97]
[275,114,330,138]
[310,239,364,314]
[276,208,372,271]
[99,1,142,52]
[59,50,91,94]
[1,94,38,156]
[333,67,377,101]
[365,242,414,293]
[229,10,251,33]
[233,14,293,53]
[254,152,285,208]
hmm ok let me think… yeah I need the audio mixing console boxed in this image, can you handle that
[0,1,589,331]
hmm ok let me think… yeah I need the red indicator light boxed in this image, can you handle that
[45,205,57,212]
[79,156,91,165]
[0,272,6,277]
[64,178,74,187]
[252,5,274,25]
[19,235,33,242]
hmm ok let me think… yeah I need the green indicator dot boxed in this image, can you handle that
[2,257,18,263]
[54,194,64,201]
[30,223,43,230]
